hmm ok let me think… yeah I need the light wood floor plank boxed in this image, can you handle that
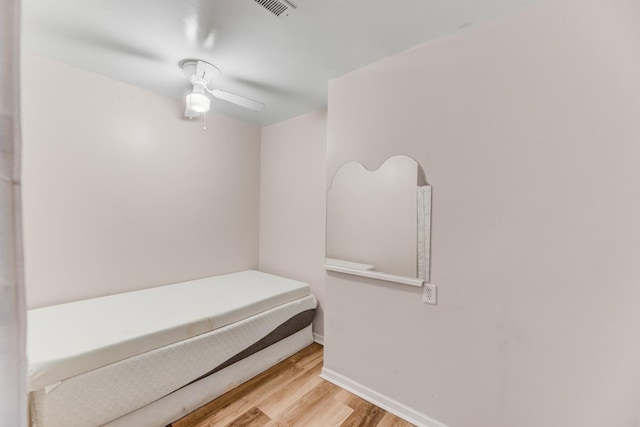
[293,347,323,371]
[287,343,322,364]
[225,407,270,427]
[256,361,324,418]
[172,359,299,427]
[334,389,370,410]
[192,363,304,427]
[265,380,341,426]
[340,400,386,427]
[171,344,415,427]
[376,412,417,427]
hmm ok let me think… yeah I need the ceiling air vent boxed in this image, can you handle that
[252,0,296,17]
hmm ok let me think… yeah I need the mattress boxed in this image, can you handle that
[104,325,313,427]
[31,294,317,427]
[28,270,311,391]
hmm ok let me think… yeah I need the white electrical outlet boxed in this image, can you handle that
[423,283,437,305]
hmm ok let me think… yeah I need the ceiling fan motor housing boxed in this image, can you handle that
[180,59,221,88]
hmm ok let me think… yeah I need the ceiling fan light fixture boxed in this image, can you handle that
[180,59,264,119]
[186,92,210,113]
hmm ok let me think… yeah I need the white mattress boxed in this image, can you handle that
[105,326,313,427]
[27,270,310,391]
[31,295,317,427]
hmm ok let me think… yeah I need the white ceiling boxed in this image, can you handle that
[22,0,532,126]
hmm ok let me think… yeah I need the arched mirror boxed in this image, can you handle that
[325,155,431,286]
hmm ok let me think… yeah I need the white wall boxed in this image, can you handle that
[22,53,261,309]
[259,110,327,337]
[324,0,640,426]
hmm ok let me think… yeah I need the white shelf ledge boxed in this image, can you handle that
[323,264,424,287]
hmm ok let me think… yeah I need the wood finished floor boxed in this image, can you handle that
[170,343,414,427]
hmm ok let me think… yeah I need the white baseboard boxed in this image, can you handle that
[320,367,447,427]
[312,332,324,345]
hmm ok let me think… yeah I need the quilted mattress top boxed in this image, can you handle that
[27,270,310,391]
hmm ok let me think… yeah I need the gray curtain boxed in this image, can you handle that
[0,0,27,425]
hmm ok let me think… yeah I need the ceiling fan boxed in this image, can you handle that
[180,59,265,118]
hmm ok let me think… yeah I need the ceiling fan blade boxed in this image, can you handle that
[211,89,264,112]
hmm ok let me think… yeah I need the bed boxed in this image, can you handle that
[27,270,317,427]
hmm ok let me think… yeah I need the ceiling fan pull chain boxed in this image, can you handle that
[203,110,207,131]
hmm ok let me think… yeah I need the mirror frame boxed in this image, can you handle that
[324,155,431,287]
